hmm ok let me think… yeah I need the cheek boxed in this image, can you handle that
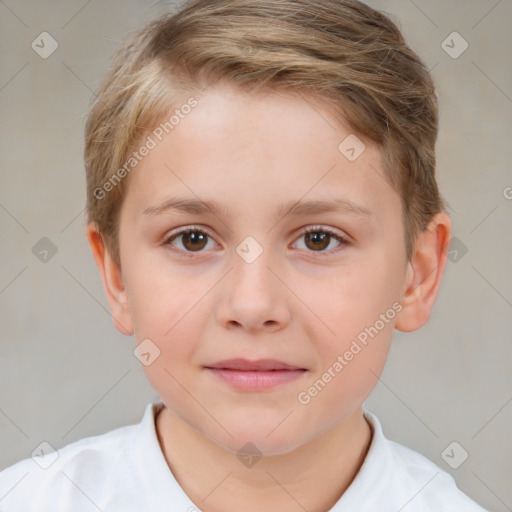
[301,264,399,348]
[123,248,184,330]
[297,263,397,406]
[133,289,207,408]
[123,260,207,377]
[297,324,392,435]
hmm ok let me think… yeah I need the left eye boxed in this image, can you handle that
[293,227,349,254]
[164,226,349,255]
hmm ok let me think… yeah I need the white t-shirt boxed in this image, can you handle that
[0,402,487,511]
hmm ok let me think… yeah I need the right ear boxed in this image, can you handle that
[86,223,134,336]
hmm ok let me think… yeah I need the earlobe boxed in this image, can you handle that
[395,212,451,333]
[86,223,134,336]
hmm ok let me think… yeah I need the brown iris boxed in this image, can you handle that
[181,230,208,251]
[304,231,330,251]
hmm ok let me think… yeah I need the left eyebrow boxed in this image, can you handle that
[143,196,375,221]
[278,198,374,219]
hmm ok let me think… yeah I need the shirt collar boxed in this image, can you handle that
[130,403,394,512]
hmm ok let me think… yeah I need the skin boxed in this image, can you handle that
[87,84,451,512]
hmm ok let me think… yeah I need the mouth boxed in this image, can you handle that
[205,358,306,371]
[204,359,307,391]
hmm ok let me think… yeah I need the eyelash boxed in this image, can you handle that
[164,225,350,258]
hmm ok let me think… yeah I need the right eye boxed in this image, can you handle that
[164,226,218,255]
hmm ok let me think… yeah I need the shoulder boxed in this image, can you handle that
[0,405,153,512]
[387,438,485,510]
[336,410,488,511]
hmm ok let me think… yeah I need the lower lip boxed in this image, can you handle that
[205,368,307,391]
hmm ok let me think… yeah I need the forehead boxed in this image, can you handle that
[176,85,351,151]
[123,85,400,227]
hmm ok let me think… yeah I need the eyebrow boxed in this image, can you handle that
[143,197,374,220]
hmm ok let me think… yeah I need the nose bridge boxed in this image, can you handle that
[215,233,290,331]
[231,233,277,295]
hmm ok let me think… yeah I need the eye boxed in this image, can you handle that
[164,225,350,257]
[164,226,217,255]
[293,226,350,255]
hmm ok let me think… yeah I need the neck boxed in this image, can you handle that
[155,405,373,512]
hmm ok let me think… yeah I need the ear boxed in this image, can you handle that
[395,212,451,332]
[86,223,134,336]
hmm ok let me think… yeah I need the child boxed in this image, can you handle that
[0,0,488,510]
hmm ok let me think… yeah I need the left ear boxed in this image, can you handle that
[395,212,452,332]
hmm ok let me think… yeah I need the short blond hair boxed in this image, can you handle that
[84,0,447,265]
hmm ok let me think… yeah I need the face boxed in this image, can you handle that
[115,85,410,455]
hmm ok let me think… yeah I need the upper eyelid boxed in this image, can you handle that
[166,225,216,241]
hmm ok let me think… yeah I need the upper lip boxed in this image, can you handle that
[205,358,306,371]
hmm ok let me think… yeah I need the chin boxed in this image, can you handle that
[206,419,308,458]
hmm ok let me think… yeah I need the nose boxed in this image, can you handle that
[215,243,291,334]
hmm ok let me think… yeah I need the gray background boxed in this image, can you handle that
[1,0,511,510]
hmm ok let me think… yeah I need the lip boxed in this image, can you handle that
[205,358,305,371]
[204,359,307,391]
